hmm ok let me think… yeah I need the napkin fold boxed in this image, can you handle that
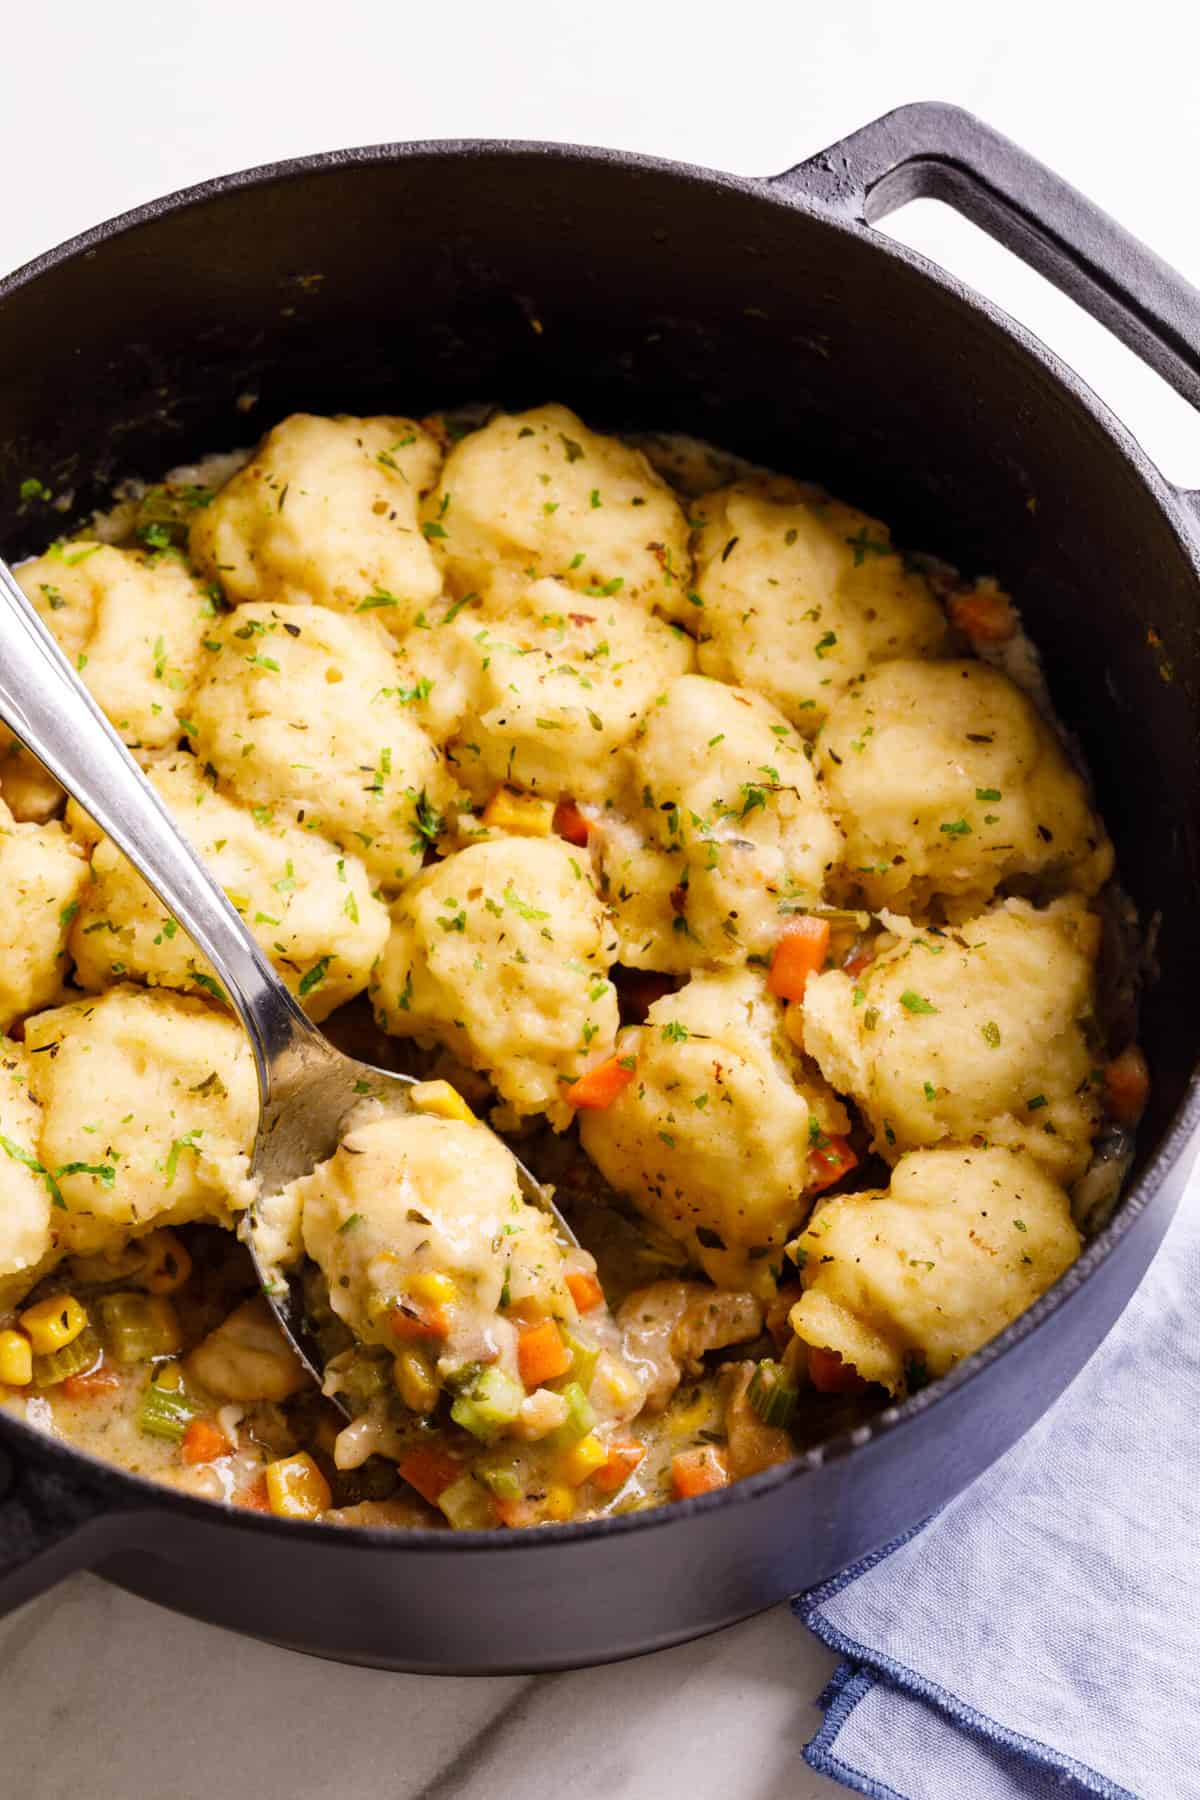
[796,1152,1200,1800]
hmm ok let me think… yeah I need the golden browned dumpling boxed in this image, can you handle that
[817,659,1112,916]
[371,836,619,1127]
[14,542,213,751]
[68,755,388,1022]
[189,413,444,634]
[788,1145,1081,1395]
[422,405,692,613]
[592,674,841,971]
[579,969,849,1293]
[23,986,257,1254]
[0,802,87,1032]
[0,1044,54,1303]
[187,602,460,893]
[801,896,1103,1182]
[388,578,695,806]
[690,477,949,728]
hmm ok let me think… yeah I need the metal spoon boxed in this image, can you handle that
[0,557,568,1387]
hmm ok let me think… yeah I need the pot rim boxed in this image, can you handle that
[2,135,1198,1553]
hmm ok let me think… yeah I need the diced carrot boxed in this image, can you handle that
[553,796,591,846]
[62,1365,122,1401]
[613,967,676,1024]
[808,1346,867,1394]
[398,1442,463,1506]
[390,1300,451,1342]
[808,1134,858,1192]
[843,948,876,977]
[565,1269,605,1314]
[767,917,831,1002]
[670,1445,730,1499]
[1104,1045,1150,1127]
[235,1473,272,1513]
[181,1417,231,1465]
[492,1494,538,1528]
[592,1440,646,1494]
[765,1281,805,1350]
[517,1319,572,1389]
[948,584,1017,644]
[566,1054,637,1110]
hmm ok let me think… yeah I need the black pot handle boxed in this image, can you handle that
[775,101,1200,413]
[0,1439,146,1615]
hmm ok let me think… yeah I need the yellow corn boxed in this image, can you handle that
[668,1389,715,1437]
[394,1348,438,1413]
[141,1229,192,1295]
[265,1453,332,1521]
[559,1432,608,1487]
[409,1271,456,1306]
[591,1354,643,1413]
[481,788,554,837]
[0,1328,33,1387]
[19,1293,88,1355]
[410,1080,475,1124]
[784,1002,807,1049]
[542,1483,576,1521]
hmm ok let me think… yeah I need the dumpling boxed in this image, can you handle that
[0,1045,54,1303]
[801,896,1103,1182]
[22,986,257,1254]
[187,602,460,893]
[579,969,850,1293]
[422,405,691,613]
[388,578,694,805]
[690,478,948,728]
[189,413,444,634]
[0,801,87,1032]
[14,542,213,750]
[817,659,1112,916]
[592,674,841,971]
[68,754,388,1022]
[371,836,619,1128]
[787,1145,1081,1394]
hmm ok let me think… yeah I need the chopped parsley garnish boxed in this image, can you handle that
[900,990,938,1014]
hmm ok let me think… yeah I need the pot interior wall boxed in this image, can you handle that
[1,148,1197,1152]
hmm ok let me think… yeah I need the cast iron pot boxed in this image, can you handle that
[0,102,1197,1672]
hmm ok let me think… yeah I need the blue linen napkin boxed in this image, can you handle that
[796,1150,1200,1800]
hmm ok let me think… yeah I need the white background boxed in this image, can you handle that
[1,5,1197,1796]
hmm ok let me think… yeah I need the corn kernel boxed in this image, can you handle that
[141,1229,193,1295]
[559,1432,608,1486]
[409,1271,456,1306]
[19,1294,88,1355]
[394,1348,438,1413]
[591,1352,644,1413]
[410,1080,475,1124]
[0,1328,33,1387]
[481,788,555,837]
[784,1002,807,1049]
[543,1483,576,1521]
[265,1452,332,1521]
[668,1389,715,1437]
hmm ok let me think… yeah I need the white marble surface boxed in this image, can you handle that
[3,3,1199,1795]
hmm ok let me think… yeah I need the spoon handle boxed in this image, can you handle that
[0,558,320,1090]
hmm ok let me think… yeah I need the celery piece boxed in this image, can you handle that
[335,1350,392,1414]
[449,1366,524,1442]
[138,1374,200,1442]
[436,1472,492,1530]
[475,1456,523,1501]
[32,1327,101,1388]
[747,1360,798,1431]
[94,1291,182,1364]
[559,1331,599,1392]
[546,1380,596,1451]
